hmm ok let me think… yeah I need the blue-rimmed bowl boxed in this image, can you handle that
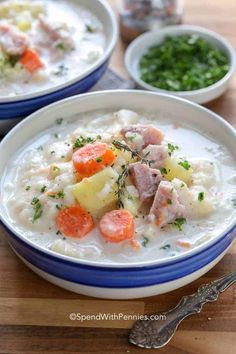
[0,90,236,299]
[0,0,118,134]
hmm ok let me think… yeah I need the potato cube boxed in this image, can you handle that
[72,167,118,217]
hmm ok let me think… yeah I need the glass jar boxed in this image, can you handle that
[118,0,184,43]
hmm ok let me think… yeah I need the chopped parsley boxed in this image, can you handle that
[139,35,229,91]
[160,167,167,175]
[56,118,63,125]
[160,244,171,250]
[56,42,66,51]
[40,185,47,193]
[97,135,102,140]
[172,218,186,231]
[96,157,102,163]
[48,190,65,199]
[56,204,62,210]
[167,199,172,205]
[54,133,59,138]
[54,64,69,76]
[52,166,60,172]
[178,160,191,170]
[73,136,95,150]
[141,236,149,247]
[25,186,31,191]
[167,143,179,156]
[56,230,62,235]
[86,24,95,33]
[232,198,236,208]
[37,145,43,151]
[57,190,65,199]
[198,192,205,202]
[31,197,43,223]
[50,150,55,155]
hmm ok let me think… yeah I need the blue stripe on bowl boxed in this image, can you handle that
[2,221,236,288]
[0,60,108,120]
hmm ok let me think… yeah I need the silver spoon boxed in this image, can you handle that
[129,270,236,349]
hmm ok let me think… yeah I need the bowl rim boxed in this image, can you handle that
[0,89,236,269]
[125,24,236,97]
[0,0,118,104]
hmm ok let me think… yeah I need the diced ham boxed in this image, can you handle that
[129,162,162,202]
[143,144,168,169]
[0,24,28,56]
[120,124,164,150]
[39,16,74,50]
[150,181,186,227]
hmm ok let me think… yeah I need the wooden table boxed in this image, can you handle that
[0,1,236,353]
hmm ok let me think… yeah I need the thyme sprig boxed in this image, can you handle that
[115,164,129,208]
[112,140,154,166]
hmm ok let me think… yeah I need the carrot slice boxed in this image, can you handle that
[56,205,94,238]
[99,209,135,243]
[72,142,115,177]
[20,48,44,73]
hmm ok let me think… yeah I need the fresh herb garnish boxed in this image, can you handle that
[171,218,186,231]
[167,199,172,205]
[56,230,62,235]
[48,190,65,199]
[73,136,95,150]
[178,160,191,170]
[167,143,179,156]
[160,167,167,175]
[198,192,205,202]
[112,140,153,166]
[37,145,43,151]
[25,186,31,191]
[86,24,95,33]
[56,118,63,125]
[115,164,129,208]
[232,198,236,208]
[140,34,229,91]
[54,64,69,76]
[56,42,66,51]
[40,185,47,193]
[141,236,149,247]
[50,150,55,155]
[160,244,171,250]
[31,197,43,222]
[54,133,59,138]
[56,204,62,210]
[96,157,102,163]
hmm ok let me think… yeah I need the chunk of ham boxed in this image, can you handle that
[143,144,168,169]
[39,16,74,50]
[150,181,186,227]
[129,162,162,202]
[121,124,164,150]
[0,24,28,56]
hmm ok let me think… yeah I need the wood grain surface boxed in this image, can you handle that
[0,0,236,353]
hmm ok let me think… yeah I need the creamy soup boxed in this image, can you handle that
[1,110,236,263]
[0,0,106,97]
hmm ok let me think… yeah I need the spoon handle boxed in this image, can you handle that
[129,270,236,348]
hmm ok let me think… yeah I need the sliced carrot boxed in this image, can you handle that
[72,142,115,177]
[56,205,94,238]
[20,48,44,73]
[99,209,135,243]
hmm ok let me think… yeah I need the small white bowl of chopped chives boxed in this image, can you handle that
[125,25,236,104]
